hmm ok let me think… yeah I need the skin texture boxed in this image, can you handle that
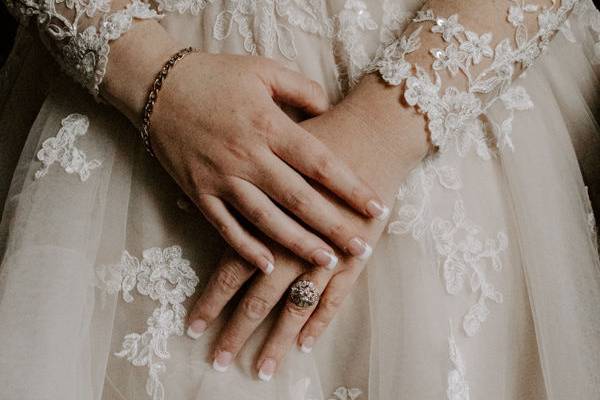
[188,74,430,377]
[189,0,559,380]
[102,21,389,274]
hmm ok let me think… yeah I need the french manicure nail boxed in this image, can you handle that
[258,358,276,382]
[186,319,207,340]
[300,337,314,354]
[313,249,338,270]
[347,238,373,260]
[264,261,275,275]
[213,351,232,372]
[367,200,390,221]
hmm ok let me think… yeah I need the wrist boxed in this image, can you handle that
[340,74,430,163]
[100,20,181,125]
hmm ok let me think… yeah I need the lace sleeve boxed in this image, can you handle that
[4,0,162,97]
[366,0,579,155]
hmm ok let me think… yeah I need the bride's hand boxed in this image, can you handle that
[186,76,430,377]
[102,22,389,274]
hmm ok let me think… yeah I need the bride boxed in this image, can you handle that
[1,0,600,398]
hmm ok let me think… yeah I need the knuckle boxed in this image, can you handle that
[216,221,234,240]
[312,153,336,183]
[218,333,245,352]
[241,294,272,321]
[193,296,220,321]
[285,235,308,256]
[284,189,311,213]
[248,205,271,226]
[251,111,277,137]
[328,223,348,241]
[213,263,243,293]
[223,136,252,162]
[350,184,365,202]
[320,293,344,313]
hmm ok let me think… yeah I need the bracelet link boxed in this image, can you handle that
[139,46,199,157]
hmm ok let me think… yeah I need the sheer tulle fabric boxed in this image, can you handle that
[1,1,599,399]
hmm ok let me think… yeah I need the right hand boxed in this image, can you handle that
[147,52,389,274]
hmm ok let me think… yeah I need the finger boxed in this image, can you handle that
[270,111,390,222]
[211,252,305,373]
[186,249,256,339]
[297,267,363,353]
[196,194,275,274]
[265,65,330,115]
[225,177,340,270]
[255,269,332,382]
[252,152,374,262]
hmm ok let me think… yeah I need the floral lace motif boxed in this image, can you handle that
[328,386,363,400]
[433,201,507,337]
[204,0,334,60]
[379,0,579,333]
[102,246,199,400]
[333,0,378,92]
[573,0,600,60]
[367,2,578,156]
[389,159,462,240]
[7,0,161,96]
[447,324,470,400]
[377,1,580,394]
[35,113,101,181]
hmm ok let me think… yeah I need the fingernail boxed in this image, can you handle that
[186,319,207,340]
[262,259,275,275]
[347,238,373,260]
[367,200,390,221]
[313,249,338,270]
[258,358,276,382]
[300,336,314,354]
[213,351,232,372]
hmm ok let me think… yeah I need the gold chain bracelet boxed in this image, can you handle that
[140,46,199,157]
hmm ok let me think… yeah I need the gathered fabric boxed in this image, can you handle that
[1,0,600,399]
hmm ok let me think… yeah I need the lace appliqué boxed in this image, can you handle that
[382,1,577,336]
[367,2,578,157]
[573,0,600,61]
[447,324,470,400]
[35,113,101,181]
[433,200,508,337]
[390,159,507,337]
[7,0,161,96]
[105,246,199,400]
[329,387,363,400]
[155,0,212,14]
[379,0,413,45]
[204,0,334,60]
[389,159,462,240]
[333,0,378,92]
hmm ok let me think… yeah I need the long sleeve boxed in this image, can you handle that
[5,0,162,97]
[366,0,580,157]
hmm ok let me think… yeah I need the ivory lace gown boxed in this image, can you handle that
[1,0,600,399]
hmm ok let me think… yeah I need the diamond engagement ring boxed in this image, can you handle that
[288,280,320,308]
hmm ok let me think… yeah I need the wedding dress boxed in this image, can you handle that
[1,0,600,399]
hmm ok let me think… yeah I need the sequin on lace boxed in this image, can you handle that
[367,2,579,155]
[374,1,582,395]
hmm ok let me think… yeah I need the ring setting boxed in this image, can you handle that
[288,280,320,308]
